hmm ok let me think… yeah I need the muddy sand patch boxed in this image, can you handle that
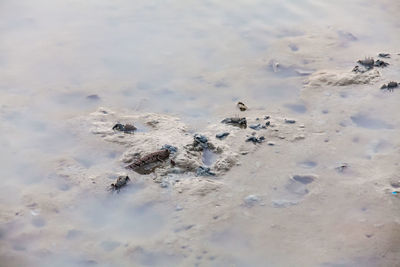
[58,107,306,192]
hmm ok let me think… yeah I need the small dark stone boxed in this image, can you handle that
[194,134,209,149]
[246,136,265,144]
[264,116,270,120]
[194,134,208,144]
[216,132,230,139]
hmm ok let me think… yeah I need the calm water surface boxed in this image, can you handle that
[1,0,400,266]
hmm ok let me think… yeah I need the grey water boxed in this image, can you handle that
[1,0,400,266]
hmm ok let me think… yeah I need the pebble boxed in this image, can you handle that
[246,136,265,144]
[194,134,209,148]
[216,132,230,139]
[267,141,275,146]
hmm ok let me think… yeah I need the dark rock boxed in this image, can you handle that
[194,134,209,149]
[285,119,296,124]
[246,136,265,144]
[196,166,216,176]
[216,132,230,139]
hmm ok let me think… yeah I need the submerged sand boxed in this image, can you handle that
[1,0,400,266]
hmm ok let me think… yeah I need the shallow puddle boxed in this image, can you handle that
[351,114,394,130]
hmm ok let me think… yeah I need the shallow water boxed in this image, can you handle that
[1,0,400,266]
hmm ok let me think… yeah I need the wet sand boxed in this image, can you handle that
[1,0,400,266]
